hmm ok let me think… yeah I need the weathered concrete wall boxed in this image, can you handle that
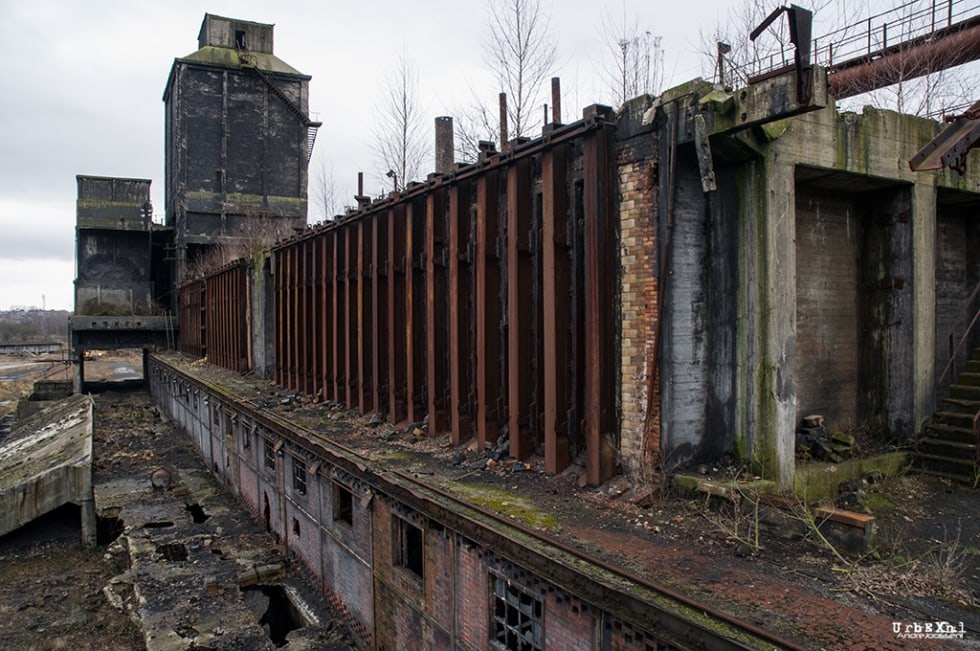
[730,103,980,486]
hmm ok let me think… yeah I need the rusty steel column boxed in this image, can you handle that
[291,242,301,391]
[410,200,428,425]
[358,219,374,414]
[542,143,571,473]
[343,228,356,408]
[448,182,473,445]
[300,239,310,395]
[476,169,502,446]
[274,252,284,386]
[309,238,320,398]
[315,235,326,400]
[373,211,389,415]
[286,245,299,391]
[507,158,534,460]
[388,204,408,423]
[405,202,418,424]
[331,229,343,402]
[582,109,617,486]
[426,187,449,433]
[321,231,334,402]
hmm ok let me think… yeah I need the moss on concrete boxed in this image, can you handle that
[438,482,558,531]
[793,452,909,503]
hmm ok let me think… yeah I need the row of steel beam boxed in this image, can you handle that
[185,108,619,484]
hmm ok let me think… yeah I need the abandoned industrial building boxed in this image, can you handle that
[2,4,977,650]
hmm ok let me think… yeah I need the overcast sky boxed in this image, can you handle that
[0,0,963,311]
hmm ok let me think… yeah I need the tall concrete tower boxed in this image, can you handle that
[163,14,319,281]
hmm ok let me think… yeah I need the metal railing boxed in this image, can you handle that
[937,278,980,391]
[745,0,980,79]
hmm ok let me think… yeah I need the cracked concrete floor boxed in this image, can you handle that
[0,390,354,650]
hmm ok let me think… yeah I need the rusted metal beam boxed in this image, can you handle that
[388,205,408,423]
[343,229,355,408]
[448,182,474,445]
[321,232,334,402]
[507,157,534,460]
[583,108,617,487]
[405,201,418,424]
[373,212,389,415]
[331,229,343,403]
[476,170,502,446]
[829,21,980,99]
[426,187,449,433]
[358,219,374,414]
[410,199,428,425]
[542,144,571,474]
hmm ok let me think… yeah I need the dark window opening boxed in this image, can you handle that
[292,517,300,537]
[491,573,543,651]
[292,458,307,496]
[235,30,247,49]
[333,482,353,525]
[264,440,276,470]
[394,517,424,579]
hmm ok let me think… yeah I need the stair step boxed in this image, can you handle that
[912,465,977,484]
[918,437,977,456]
[950,384,980,400]
[933,411,977,428]
[924,423,977,444]
[914,452,977,480]
[967,359,980,373]
[940,397,980,412]
[957,372,980,387]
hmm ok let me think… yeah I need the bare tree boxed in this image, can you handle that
[598,8,664,107]
[309,151,339,223]
[375,53,428,191]
[453,96,500,165]
[486,0,559,138]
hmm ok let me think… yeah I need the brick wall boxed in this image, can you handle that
[616,96,661,481]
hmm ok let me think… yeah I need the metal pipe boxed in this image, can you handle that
[829,20,980,99]
[551,77,562,124]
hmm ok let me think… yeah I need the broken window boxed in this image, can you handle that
[333,481,353,525]
[235,29,247,50]
[491,573,543,651]
[394,517,423,580]
[292,457,307,496]
[264,440,275,471]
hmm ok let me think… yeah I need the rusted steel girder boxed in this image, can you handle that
[372,212,389,414]
[204,262,248,373]
[476,170,503,446]
[388,204,408,423]
[541,144,571,474]
[448,182,474,445]
[829,21,980,100]
[507,157,534,460]
[178,279,206,359]
[426,187,449,433]
[583,106,618,487]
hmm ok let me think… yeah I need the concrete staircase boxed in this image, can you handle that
[916,347,980,486]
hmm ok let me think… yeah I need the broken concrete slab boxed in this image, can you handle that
[0,394,96,547]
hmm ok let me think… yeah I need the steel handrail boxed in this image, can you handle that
[937,278,980,388]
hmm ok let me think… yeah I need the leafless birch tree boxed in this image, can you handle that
[486,0,559,138]
[599,9,664,107]
[375,53,428,191]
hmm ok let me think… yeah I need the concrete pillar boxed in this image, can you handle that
[911,180,938,431]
